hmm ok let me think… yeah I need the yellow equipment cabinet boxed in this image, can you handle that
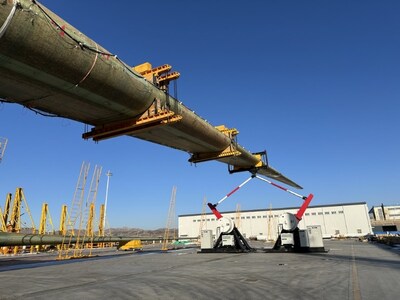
[118,240,143,251]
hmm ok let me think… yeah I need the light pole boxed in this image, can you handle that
[103,170,112,232]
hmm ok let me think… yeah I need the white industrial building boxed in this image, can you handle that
[178,202,372,239]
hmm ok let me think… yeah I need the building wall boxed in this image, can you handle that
[178,202,372,239]
[369,205,400,221]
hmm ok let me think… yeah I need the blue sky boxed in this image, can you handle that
[1,0,399,229]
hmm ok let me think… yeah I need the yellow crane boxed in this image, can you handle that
[9,188,36,233]
[86,203,95,248]
[97,204,112,248]
[59,205,68,236]
[39,203,55,235]
[38,203,55,251]
[9,188,36,254]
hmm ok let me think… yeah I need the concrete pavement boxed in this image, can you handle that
[0,240,399,299]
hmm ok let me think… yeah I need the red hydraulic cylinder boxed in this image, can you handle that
[295,194,314,221]
[207,203,223,220]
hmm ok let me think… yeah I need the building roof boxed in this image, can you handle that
[179,202,367,217]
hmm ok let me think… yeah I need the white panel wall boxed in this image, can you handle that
[178,202,372,239]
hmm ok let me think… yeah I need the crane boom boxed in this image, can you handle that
[0,0,301,188]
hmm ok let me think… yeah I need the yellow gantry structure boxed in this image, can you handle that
[98,204,105,237]
[39,203,55,235]
[59,205,68,236]
[86,203,95,238]
[6,188,36,254]
[9,188,36,234]
[38,203,55,251]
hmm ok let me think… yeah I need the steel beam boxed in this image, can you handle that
[0,232,158,247]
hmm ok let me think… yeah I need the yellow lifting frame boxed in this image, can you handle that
[10,188,36,234]
[134,63,172,76]
[133,62,180,89]
[9,188,36,254]
[228,150,268,174]
[39,203,55,235]
[215,125,239,137]
[83,109,182,142]
[189,125,241,163]
[158,71,180,86]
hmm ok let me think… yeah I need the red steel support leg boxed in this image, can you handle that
[207,203,223,220]
[295,194,314,221]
